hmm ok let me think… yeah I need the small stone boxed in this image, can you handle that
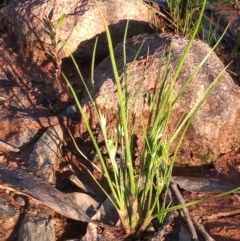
[1,33,8,38]
[14,195,26,207]
[66,192,99,217]
[0,90,9,101]
[17,210,55,241]
[65,105,77,116]
[12,52,18,58]
[6,127,39,148]
[179,225,191,241]
[28,124,64,184]
[0,72,9,81]
[0,197,20,240]
[9,92,32,109]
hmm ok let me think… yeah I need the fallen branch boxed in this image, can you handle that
[201,208,240,220]
[192,217,215,241]
[0,164,119,230]
[170,178,199,241]
[146,189,178,241]
[146,210,178,241]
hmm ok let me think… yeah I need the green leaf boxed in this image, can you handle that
[56,13,66,30]
[45,51,56,60]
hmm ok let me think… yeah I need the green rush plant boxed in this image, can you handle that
[165,0,234,37]
[44,13,66,81]
[63,0,240,237]
[200,11,222,46]
[166,0,202,35]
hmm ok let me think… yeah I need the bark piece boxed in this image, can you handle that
[0,164,116,228]
[172,176,240,193]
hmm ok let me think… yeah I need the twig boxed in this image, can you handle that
[145,189,178,241]
[201,208,240,220]
[0,140,20,152]
[170,178,199,241]
[146,210,178,241]
[192,217,215,241]
[234,194,240,201]
[227,69,239,77]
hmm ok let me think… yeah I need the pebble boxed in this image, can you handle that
[0,197,20,240]
[17,210,55,241]
[28,124,64,184]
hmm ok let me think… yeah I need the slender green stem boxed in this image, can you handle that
[94,0,136,196]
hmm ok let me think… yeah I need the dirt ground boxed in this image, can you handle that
[0,1,240,241]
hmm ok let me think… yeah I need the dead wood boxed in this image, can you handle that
[170,178,199,241]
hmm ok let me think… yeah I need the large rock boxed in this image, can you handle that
[82,33,240,164]
[0,0,154,63]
